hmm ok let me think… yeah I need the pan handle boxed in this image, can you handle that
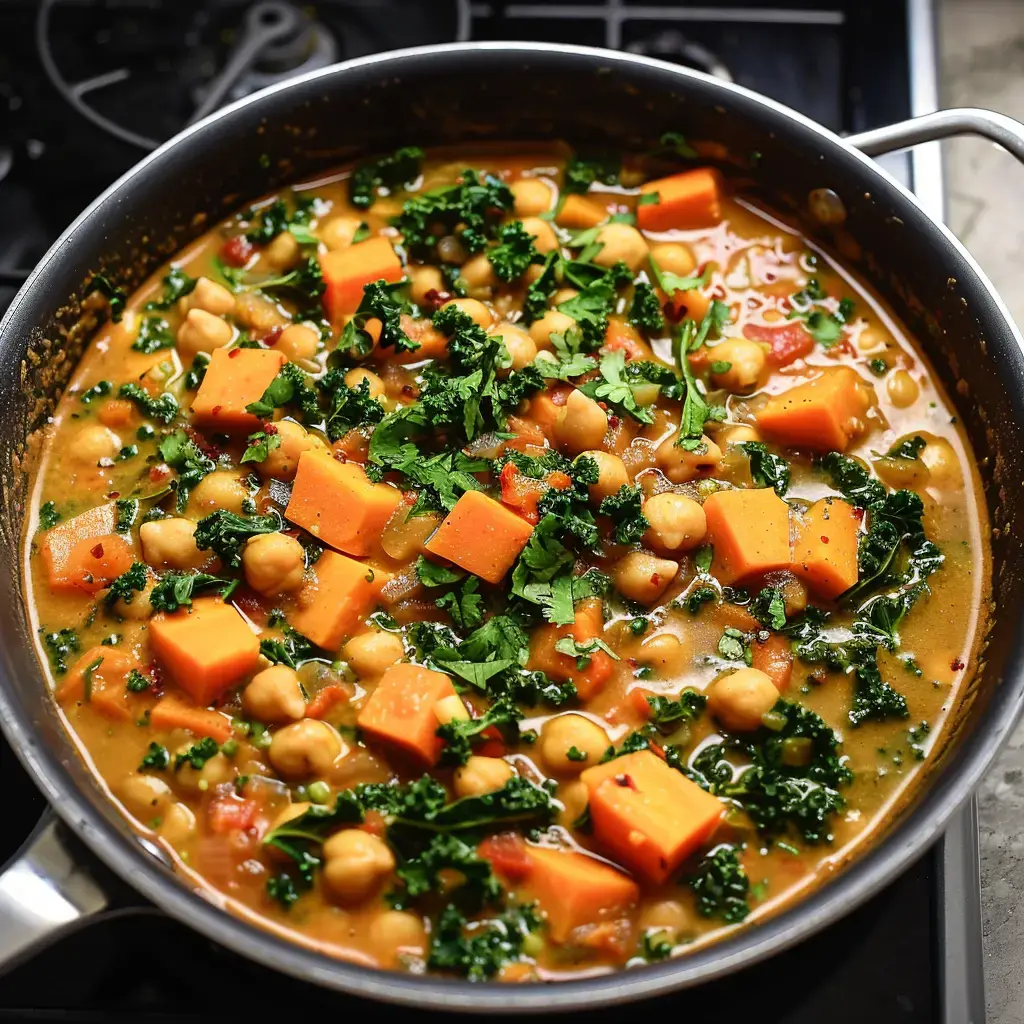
[846,107,1024,165]
[0,812,128,973]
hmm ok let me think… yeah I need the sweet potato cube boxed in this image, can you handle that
[56,646,138,721]
[581,750,724,883]
[424,490,534,584]
[526,598,613,701]
[149,695,233,743]
[285,451,402,557]
[792,496,860,600]
[756,367,870,453]
[521,846,640,943]
[703,487,792,585]
[557,194,608,230]
[148,598,261,707]
[637,168,722,232]
[357,663,458,766]
[191,347,287,434]
[289,549,380,650]
[320,237,403,320]
[40,502,135,594]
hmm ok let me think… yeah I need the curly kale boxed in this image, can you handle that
[687,844,751,923]
[349,145,424,209]
[192,509,281,568]
[158,430,215,512]
[628,281,665,333]
[104,562,148,606]
[486,220,542,282]
[149,571,239,613]
[245,361,321,422]
[340,278,415,356]
[599,484,650,545]
[319,371,386,440]
[739,441,790,497]
[428,903,540,981]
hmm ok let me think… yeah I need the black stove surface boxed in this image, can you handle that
[0,2,972,1022]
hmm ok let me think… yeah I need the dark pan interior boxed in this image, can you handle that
[1,45,1021,1012]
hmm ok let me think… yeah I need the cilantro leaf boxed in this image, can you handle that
[240,429,282,464]
[149,571,239,613]
[144,267,197,311]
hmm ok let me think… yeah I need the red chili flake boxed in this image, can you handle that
[332,450,348,463]
[184,425,220,460]
[90,543,104,558]
[608,415,620,428]
[220,235,253,268]
[951,657,965,672]
[149,465,171,483]
[852,506,866,522]
[422,288,452,311]
[614,774,637,790]
[263,325,284,347]
[597,401,609,412]
[228,348,242,359]
[650,573,661,585]
[627,658,638,669]
[820,535,830,544]
[211,404,222,416]
[106,491,120,500]
[262,421,278,435]
[403,490,418,505]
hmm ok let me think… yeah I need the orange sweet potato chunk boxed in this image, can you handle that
[285,451,402,557]
[521,846,640,943]
[424,490,534,584]
[289,549,380,650]
[148,598,261,707]
[526,598,613,701]
[191,347,287,434]
[357,663,458,766]
[557,194,608,229]
[756,367,870,452]
[703,488,792,585]
[581,750,724,883]
[792,496,860,600]
[150,696,233,743]
[320,237,403,321]
[56,646,138,721]
[40,502,135,594]
[637,168,722,232]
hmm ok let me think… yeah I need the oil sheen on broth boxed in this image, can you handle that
[23,141,987,982]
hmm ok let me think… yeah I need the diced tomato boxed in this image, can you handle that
[220,235,254,267]
[478,833,532,883]
[499,462,544,525]
[207,795,257,835]
[546,470,571,490]
[305,683,350,719]
[743,321,815,367]
[751,632,794,690]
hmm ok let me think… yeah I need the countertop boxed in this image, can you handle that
[939,2,1024,1021]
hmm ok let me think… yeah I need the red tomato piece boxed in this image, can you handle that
[207,795,257,835]
[478,833,532,882]
[743,321,815,367]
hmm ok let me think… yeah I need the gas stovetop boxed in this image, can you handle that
[0,2,984,1021]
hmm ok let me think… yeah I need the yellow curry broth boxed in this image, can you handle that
[23,145,987,981]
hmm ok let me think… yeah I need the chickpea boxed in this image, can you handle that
[643,492,707,554]
[321,829,396,903]
[409,265,444,306]
[649,242,697,279]
[593,222,649,272]
[511,178,553,218]
[176,308,233,360]
[343,367,386,400]
[716,424,761,446]
[369,910,428,964]
[187,470,249,516]
[551,287,579,305]
[639,899,692,935]
[234,292,288,333]
[113,580,154,621]
[74,423,121,465]
[529,309,575,350]
[656,433,722,483]
[179,276,235,317]
[557,779,589,826]
[242,532,305,596]
[613,551,679,605]
[580,450,628,502]
[158,802,196,846]
[343,631,405,677]
[709,338,767,393]
[275,324,319,363]
[887,369,920,408]
[637,633,688,674]
[258,420,326,481]
[921,438,962,488]
[433,694,470,726]
[116,774,172,819]
[857,325,889,353]
[263,230,300,271]
[268,719,343,780]
[243,665,306,724]
[320,215,362,251]
[139,518,208,571]
[459,253,499,292]
[491,325,538,372]
[441,297,492,330]
[541,714,609,774]
[176,750,234,794]
[706,668,779,732]
[454,756,514,798]
[554,389,608,454]
[520,216,559,254]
